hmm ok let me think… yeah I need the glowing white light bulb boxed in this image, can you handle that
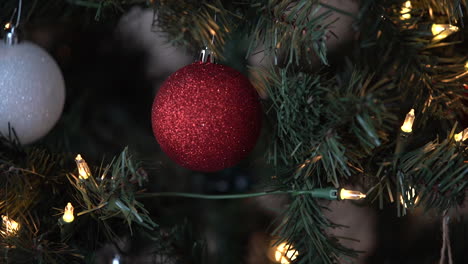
[401,109,415,133]
[339,188,366,200]
[400,1,412,20]
[274,242,298,264]
[1,215,20,236]
[62,202,75,223]
[112,255,121,264]
[454,127,468,142]
[431,24,459,41]
[400,186,420,208]
[75,154,90,180]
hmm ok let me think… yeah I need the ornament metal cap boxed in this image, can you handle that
[199,47,215,63]
[4,0,23,46]
[4,24,19,45]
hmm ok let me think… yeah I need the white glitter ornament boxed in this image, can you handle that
[0,33,65,144]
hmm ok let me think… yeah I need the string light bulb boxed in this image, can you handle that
[454,127,468,142]
[431,24,459,41]
[75,154,91,180]
[112,255,121,264]
[400,186,420,208]
[339,188,367,200]
[464,61,468,71]
[400,1,412,20]
[4,22,11,30]
[401,109,415,133]
[62,202,75,223]
[272,242,299,264]
[1,215,20,236]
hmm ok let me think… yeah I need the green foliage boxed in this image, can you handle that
[0,133,84,263]
[154,0,344,64]
[67,147,157,239]
[245,0,332,66]
[0,0,147,25]
[259,63,398,262]
[366,129,468,216]
[0,0,468,263]
[261,65,396,187]
[273,191,356,264]
[399,132,468,213]
[0,132,202,263]
[358,0,468,124]
[257,0,468,261]
[155,0,238,56]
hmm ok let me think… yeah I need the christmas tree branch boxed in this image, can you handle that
[260,65,396,187]
[398,130,468,213]
[245,0,333,66]
[272,185,358,264]
[154,0,236,57]
[358,0,468,125]
[0,0,467,263]
[0,132,201,262]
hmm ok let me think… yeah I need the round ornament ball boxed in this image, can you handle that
[0,41,65,144]
[152,62,262,172]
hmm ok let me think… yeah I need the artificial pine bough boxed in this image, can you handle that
[0,0,468,263]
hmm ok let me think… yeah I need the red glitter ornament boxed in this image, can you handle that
[151,61,262,172]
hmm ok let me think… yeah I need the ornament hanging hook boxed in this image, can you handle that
[8,8,17,26]
[211,12,217,45]
[199,12,217,63]
[15,0,23,27]
[4,0,22,45]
